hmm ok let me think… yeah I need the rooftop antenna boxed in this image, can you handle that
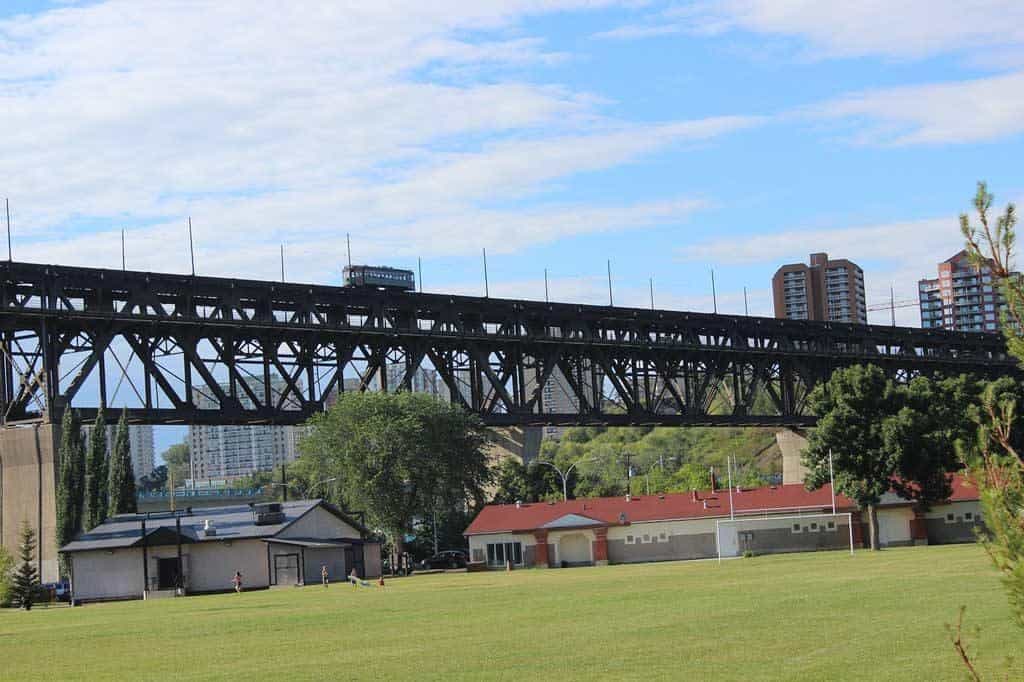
[482,248,489,298]
[280,244,285,282]
[121,229,126,271]
[743,286,749,316]
[711,269,718,314]
[187,217,196,276]
[418,257,422,293]
[544,268,549,303]
[607,259,613,307]
[346,233,352,268]
[649,277,655,311]
[5,198,11,262]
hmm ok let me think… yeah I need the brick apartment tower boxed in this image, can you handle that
[918,250,1011,332]
[772,253,867,323]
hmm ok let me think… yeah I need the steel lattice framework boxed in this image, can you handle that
[0,261,1017,427]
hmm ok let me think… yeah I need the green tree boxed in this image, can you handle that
[55,408,84,576]
[803,364,900,551]
[84,408,109,529]
[138,465,168,494]
[884,375,979,508]
[161,443,191,491]
[107,409,137,515]
[298,391,492,557]
[0,545,15,607]
[961,181,1024,631]
[12,521,39,610]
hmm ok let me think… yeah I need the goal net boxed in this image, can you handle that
[715,512,855,562]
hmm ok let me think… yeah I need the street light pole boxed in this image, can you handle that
[535,458,590,501]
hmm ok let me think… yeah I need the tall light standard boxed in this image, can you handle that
[534,457,591,501]
[304,477,339,499]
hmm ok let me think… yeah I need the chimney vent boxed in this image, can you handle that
[625,493,632,502]
[203,519,217,537]
[515,500,522,509]
[691,489,698,502]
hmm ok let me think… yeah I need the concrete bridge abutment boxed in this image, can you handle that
[0,422,59,583]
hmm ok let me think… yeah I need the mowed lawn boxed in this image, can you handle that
[1,544,1020,681]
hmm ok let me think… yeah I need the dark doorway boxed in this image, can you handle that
[344,547,365,579]
[274,553,300,585]
[156,558,179,590]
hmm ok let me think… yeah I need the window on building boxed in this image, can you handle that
[827,521,836,531]
[964,512,973,521]
[642,534,650,543]
[791,523,802,534]
[486,541,523,567]
[946,513,955,523]
[625,535,634,544]
[809,522,819,532]
[659,532,667,542]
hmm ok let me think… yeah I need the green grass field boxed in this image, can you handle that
[1,544,1019,680]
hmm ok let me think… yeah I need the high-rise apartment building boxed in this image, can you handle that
[188,378,300,481]
[82,424,156,481]
[772,253,867,324]
[919,250,1011,332]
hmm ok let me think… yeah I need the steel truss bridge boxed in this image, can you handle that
[0,261,1016,428]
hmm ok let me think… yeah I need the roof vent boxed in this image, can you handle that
[702,500,708,510]
[658,493,665,500]
[515,500,522,509]
[618,512,628,524]
[691,489,698,502]
[203,519,217,537]
[625,493,632,502]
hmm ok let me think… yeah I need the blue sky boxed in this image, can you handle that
[2,1,1023,454]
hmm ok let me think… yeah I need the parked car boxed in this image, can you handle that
[41,581,70,603]
[418,550,468,570]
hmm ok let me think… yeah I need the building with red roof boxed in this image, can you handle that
[464,476,981,569]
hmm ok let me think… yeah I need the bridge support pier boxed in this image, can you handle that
[777,428,810,485]
[0,422,60,583]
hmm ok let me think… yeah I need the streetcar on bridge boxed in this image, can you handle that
[343,264,415,291]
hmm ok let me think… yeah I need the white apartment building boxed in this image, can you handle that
[187,378,300,481]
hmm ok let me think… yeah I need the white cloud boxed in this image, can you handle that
[0,0,755,272]
[810,71,1024,145]
[598,1,1024,63]
[680,213,971,323]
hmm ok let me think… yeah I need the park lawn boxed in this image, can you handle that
[0,544,1020,681]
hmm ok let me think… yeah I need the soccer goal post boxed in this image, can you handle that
[715,512,855,563]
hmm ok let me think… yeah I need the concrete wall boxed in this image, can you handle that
[925,501,983,545]
[277,506,361,540]
[729,516,851,556]
[0,423,60,582]
[608,519,718,564]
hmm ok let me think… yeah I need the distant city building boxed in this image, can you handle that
[535,367,581,439]
[82,423,155,482]
[188,378,301,480]
[772,253,867,324]
[324,367,445,408]
[918,250,1012,332]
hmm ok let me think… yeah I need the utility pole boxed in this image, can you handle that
[346,233,352,268]
[544,268,549,303]
[280,464,288,502]
[649,278,655,310]
[418,257,423,293]
[743,287,749,316]
[121,229,126,271]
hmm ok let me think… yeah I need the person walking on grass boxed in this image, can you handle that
[321,564,329,587]
[232,571,243,593]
